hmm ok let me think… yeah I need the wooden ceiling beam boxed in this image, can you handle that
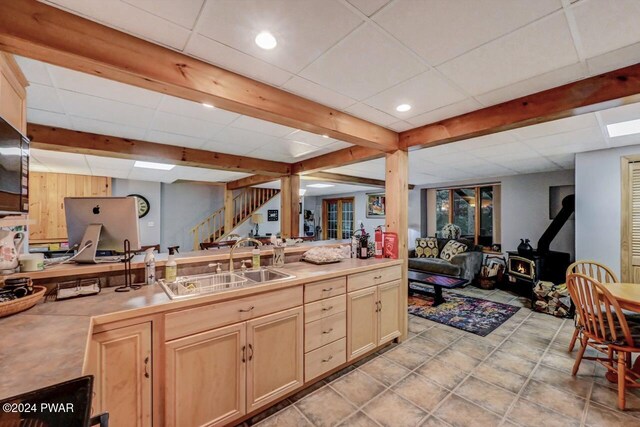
[303,171,415,190]
[226,174,280,190]
[0,0,398,152]
[291,146,384,174]
[27,124,290,176]
[400,62,640,149]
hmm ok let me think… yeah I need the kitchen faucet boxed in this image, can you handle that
[229,237,263,273]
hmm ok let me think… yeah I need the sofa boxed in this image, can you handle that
[408,237,483,282]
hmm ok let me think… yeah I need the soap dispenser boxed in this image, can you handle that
[251,245,261,270]
[165,246,178,283]
[144,247,156,285]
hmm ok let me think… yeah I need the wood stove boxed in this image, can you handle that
[506,195,574,299]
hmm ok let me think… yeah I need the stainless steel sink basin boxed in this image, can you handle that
[159,268,294,300]
[240,268,294,283]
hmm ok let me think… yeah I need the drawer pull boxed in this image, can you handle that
[322,328,334,334]
[241,345,246,363]
[144,356,150,378]
[322,287,333,292]
[321,306,333,312]
[373,275,382,280]
[248,344,254,361]
[239,306,255,313]
[321,355,333,363]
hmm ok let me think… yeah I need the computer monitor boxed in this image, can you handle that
[65,197,141,263]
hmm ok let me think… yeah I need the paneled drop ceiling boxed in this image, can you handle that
[36,0,640,131]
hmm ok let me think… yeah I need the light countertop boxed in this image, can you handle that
[0,256,402,400]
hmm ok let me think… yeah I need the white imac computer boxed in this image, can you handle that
[64,197,141,263]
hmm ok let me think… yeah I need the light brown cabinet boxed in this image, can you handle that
[165,306,303,427]
[0,53,27,133]
[347,280,402,360]
[165,323,246,427]
[89,322,152,427]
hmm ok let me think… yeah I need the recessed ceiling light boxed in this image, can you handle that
[322,134,329,138]
[396,104,412,112]
[255,31,277,50]
[607,119,640,137]
[202,103,214,109]
[307,183,335,188]
[134,161,175,170]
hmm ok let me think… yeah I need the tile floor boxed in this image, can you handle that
[238,287,640,427]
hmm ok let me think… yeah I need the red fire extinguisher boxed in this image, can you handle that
[384,232,399,259]
[374,226,383,259]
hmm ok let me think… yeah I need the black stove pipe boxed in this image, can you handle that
[537,194,575,254]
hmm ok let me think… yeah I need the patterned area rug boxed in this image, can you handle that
[409,284,520,336]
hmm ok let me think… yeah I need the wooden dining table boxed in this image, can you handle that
[600,282,640,380]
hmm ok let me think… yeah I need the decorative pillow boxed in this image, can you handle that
[440,240,467,261]
[415,237,439,258]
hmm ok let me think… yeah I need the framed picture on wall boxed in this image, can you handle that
[267,210,279,221]
[366,193,386,218]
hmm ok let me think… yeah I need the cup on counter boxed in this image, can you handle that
[19,253,45,272]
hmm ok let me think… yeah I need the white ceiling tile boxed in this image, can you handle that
[411,143,465,159]
[127,168,176,183]
[90,168,132,179]
[230,115,297,137]
[59,90,156,128]
[69,116,148,140]
[281,76,357,110]
[475,62,588,107]
[346,0,390,17]
[503,158,560,173]
[606,133,640,149]
[30,149,91,175]
[146,130,206,149]
[364,70,467,118]
[510,113,599,140]
[300,24,427,100]
[150,111,225,139]
[522,127,607,155]
[14,56,53,86]
[195,0,363,73]
[598,101,640,126]
[387,121,414,132]
[26,108,72,129]
[45,0,192,50]
[47,64,163,109]
[156,95,240,124]
[406,98,483,127]
[26,83,64,112]
[285,130,336,148]
[249,139,321,163]
[586,41,640,76]
[437,12,578,96]
[374,0,562,66]
[121,0,205,29]
[184,34,293,87]
[206,127,274,153]
[546,153,575,168]
[199,139,261,156]
[345,103,398,126]
[450,132,519,151]
[572,0,640,59]
[472,142,540,160]
[85,154,135,171]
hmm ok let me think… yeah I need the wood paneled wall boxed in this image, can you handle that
[29,172,111,243]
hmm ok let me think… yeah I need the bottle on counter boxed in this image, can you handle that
[252,245,261,270]
[165,246,178,283]
[144,247,156,285]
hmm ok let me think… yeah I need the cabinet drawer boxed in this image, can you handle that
[305,338,346,382]
[165,286,303,340]
[304,277,346,303]
[347,265,401,292]
[304,311,346,352]
[304,294,346,324]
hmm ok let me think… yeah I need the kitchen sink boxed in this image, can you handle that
[159,268,294,300]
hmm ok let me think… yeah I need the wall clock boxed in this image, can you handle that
[129,194,150,218]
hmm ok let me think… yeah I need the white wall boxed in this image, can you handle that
[112,179,161,247]
[231,194,283,237]
[575,143,640,278]
[419,170,575,257]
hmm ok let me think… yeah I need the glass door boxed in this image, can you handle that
[341,199,354,239]
[323,198,355,240]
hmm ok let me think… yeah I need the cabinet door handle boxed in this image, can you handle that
[322,328,333,334]
[239,306,255,313]
[322,355,333,363]
[322,287,333,292]
[144,356,150,378]
[248,344,254,361]
[374,275,382,280]
[321,306,333,312]
[241,345,246,363]
[378,301,382,312]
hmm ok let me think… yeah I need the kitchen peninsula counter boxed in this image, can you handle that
[0,256,402,401]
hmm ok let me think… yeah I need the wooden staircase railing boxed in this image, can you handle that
[191,187,280,250]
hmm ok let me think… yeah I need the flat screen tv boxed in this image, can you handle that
[0,116,29,216]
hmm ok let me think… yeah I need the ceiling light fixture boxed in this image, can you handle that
[606,119,640,137]
[307,183,335,188]
[134,161,175,171]
[255,31,277,50]
[396,104,412,112]
[299,188,307,196]
[202,103,214,109]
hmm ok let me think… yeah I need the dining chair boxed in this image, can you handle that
[566,260,618,352]
[566,273,640,410]
[200,240,236,250]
